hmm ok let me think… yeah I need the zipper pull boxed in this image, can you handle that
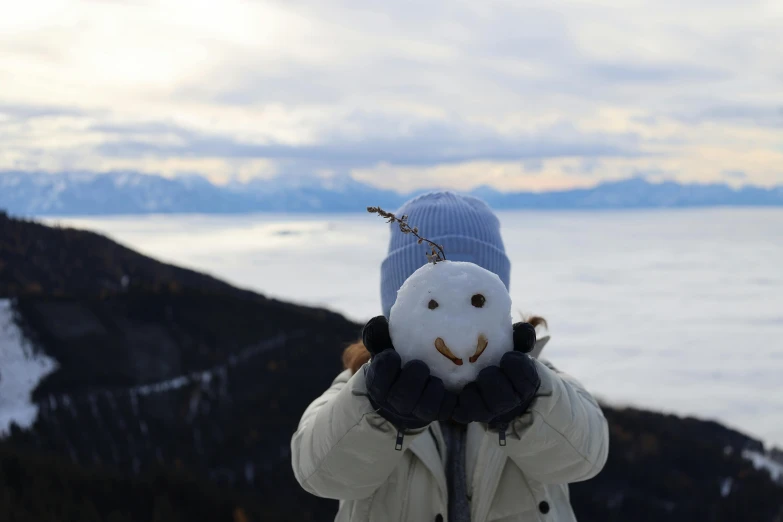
[395,429,404,451]
[498,424,507,446]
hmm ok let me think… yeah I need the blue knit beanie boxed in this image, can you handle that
[380,191,511,318]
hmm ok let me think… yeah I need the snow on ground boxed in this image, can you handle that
[720,477,733,497]
[743,450,783,484]
[0,299,58,436]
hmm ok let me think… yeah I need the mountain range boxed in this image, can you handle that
[1,171,782,216]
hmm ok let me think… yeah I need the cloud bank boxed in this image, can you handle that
[1,0,781,191]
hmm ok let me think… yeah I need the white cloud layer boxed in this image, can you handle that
[1,0,782,189]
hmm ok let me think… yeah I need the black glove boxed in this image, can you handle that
[452,322,541,433]
[363,316,458,431]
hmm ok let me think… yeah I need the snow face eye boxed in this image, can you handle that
[471,294,486,308]
[428,299,439,310]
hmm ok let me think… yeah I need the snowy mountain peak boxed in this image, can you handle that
[1,170,781,216]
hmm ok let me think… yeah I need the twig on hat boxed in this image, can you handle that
[367,206,446,263]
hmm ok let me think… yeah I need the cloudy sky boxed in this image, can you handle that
[2,0,781,192]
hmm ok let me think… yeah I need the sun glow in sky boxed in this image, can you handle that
[1,0,782,191]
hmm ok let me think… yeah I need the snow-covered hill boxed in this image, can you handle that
[0,299,57,434]
[0,171,259,215]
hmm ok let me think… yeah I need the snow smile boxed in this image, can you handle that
[434,337,462,365]
[469,334,489,363]
[433,334,489,366]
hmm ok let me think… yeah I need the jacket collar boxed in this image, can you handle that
[409,422,447,499]
[468,422,505,522]
[529,335,550,360]
[469,334,551,521]
[409,420,513,522]
[408,334,551,522]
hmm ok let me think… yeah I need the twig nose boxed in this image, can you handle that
[469,334,488,363]
[434,337,464,366]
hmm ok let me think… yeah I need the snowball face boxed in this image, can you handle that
[388,261,513,392]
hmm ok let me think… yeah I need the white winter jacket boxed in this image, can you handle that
[291,347,609,522]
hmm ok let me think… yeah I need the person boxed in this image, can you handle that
[291,191,609,522]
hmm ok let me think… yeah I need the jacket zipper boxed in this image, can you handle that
[395,429,404,450]
[498,423,508,446]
